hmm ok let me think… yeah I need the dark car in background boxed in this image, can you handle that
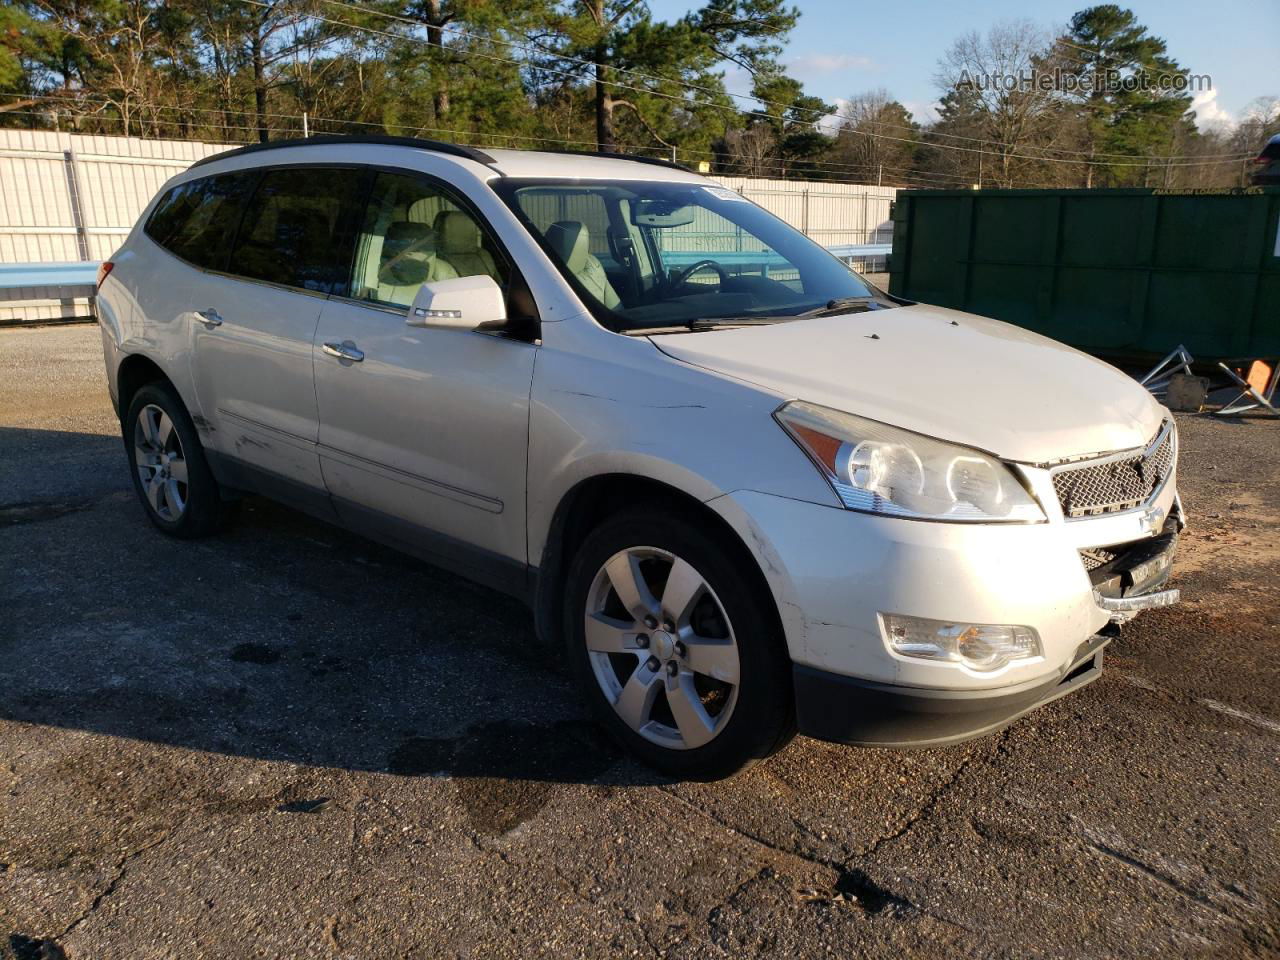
[1252,134,1280,185]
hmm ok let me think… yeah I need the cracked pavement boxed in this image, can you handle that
[2,324,1279,959]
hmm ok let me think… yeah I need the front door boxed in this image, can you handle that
[313,171,537,588]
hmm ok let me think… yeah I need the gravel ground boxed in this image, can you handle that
[1,324,1278,960]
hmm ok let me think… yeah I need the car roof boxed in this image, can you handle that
[188,135,708,183]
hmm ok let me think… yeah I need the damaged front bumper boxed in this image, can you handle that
[1090,506,1184,621]
[708,479,1185,749]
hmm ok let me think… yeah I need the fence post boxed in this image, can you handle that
[62,149,91,262]
[802,188,809,237]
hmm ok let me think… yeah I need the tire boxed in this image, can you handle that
[565,507,796,780]
[123,381,237,538]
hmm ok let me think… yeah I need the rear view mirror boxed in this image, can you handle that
[407,275,507,331]
[631,199,696,228]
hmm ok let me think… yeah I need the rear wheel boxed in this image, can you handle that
[565,508,795,780]
[124,382,236,538]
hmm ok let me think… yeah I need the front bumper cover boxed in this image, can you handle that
[793,633,1110,748]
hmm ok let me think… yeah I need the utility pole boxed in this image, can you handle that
[302,112,309,138]
[877,163,882,187]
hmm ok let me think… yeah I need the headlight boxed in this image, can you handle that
[775,401,1045,522]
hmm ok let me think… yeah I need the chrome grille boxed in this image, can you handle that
[1052,421,1175,519]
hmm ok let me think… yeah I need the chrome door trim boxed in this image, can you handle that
[217,408,503,514]
[317,442,504,514]
[216,408,317,453]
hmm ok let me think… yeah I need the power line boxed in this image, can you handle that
[312,0,1249,165]
[3,105,952,187]
[11,84,1235,189]
[302,1,1248,169]
[8,92,1058,186]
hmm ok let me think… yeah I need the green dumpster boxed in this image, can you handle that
[888,186,1280,363]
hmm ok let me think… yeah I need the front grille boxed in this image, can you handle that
[1052,421,1175,519]
[1079,547,1117,571]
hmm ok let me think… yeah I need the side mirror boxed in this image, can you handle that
[406,275,506,331]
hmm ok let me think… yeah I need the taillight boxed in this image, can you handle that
[97,261,114,288]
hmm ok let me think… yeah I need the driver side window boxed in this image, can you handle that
[352,173,507,309]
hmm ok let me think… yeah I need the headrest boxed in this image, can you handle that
[379,221,437,285]
[383,221,437,257]
[406,197,439,224]
[435,211,481,253]
[546,221,589,272]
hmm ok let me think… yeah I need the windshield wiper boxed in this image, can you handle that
[685,316,792,331]
[793,295,889,319]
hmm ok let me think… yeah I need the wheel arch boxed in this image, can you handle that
[532,473,785,657]
[116,353,175,423]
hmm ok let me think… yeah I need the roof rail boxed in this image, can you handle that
[528,149,694,173]
[189,134,497,170]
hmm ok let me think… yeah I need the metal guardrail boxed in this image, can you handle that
[0,262,99,288]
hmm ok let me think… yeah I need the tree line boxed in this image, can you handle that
[1,0,1275,188]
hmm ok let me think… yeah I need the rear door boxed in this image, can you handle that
[190,165,369,496]
[312,170,537,589]
[131,169,258,415]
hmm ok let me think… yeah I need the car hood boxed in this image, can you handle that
[649,303,1163,463]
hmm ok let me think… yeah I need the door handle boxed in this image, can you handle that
[195,308,223,328]
[322,340,365,363]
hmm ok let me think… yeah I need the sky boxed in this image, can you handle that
[646,0,1279,128]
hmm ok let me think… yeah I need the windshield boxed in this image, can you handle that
[494,178,885,332]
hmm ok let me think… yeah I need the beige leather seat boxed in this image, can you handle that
[545,220,621,309]
[434,211,499,279]
[375,221,457,305]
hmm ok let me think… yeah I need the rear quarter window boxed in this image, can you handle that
[145,172,257,270]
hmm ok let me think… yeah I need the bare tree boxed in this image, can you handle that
[833,89,916,184]
[716,123,776,177]
[934,20,1066,187]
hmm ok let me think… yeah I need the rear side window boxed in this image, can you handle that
[228,167,369,294]
[145,172,257,269]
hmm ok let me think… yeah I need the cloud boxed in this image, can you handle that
[816,101,847,136]
[1191,88,1234,130]
[901,100,940,124]
[787,52,876,77]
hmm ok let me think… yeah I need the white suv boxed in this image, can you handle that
[97,136,1183,779]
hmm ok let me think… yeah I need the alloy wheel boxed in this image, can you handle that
[133,403,188,522]
[584,547,741,750]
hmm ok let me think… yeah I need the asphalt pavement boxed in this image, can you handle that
[1,324,1277,959]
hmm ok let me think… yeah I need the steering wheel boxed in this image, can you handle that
[671,259,728,287]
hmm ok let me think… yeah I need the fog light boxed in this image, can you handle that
[880,614,1042,672]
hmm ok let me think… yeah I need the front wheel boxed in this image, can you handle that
[565,508,795,780]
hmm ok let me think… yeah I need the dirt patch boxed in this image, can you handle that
[0,500,95,527]
[1173,490,1280,618]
